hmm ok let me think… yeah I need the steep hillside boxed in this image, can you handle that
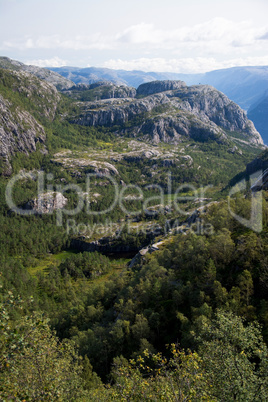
[2,57,267,143]
[246,149,268,191]
[50,64,268,144]
[0,66,264,187]
[0,68,60,174]
[0,56,74,90]
[246,148,268,173]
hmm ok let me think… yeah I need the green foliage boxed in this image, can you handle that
[59,252,112,279]
[109,347,212,401]
[0,68,58,123]
[0,291,87,401]
[198,310,268,401]
[0,65,268,399]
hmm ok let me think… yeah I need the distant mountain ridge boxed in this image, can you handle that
[49,65,268,109]
[0,61,264,175]
[49,64,268,144]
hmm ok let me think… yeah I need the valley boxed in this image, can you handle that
[0,57,268,400]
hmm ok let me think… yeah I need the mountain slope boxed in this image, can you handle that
[50,64,268,145]
[0,68,60,174]
[0,64,264,188]
[68,80,263,146]
[48,65,191,87]
[2,56,266,117]
[0,56,74,90]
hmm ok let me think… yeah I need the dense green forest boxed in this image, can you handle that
[1,171,268,400]
[0,66,268,400]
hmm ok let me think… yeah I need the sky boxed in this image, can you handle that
[0,0,268,73]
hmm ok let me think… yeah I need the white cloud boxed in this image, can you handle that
[1,33,115,51]
[1,17,268,73]
[116,18,267,51]
[2,18,267,54]
[25,57,67,68]
[102,56,268,74]
[116,23,162,45]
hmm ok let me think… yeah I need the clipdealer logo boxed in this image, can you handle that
[5,169,265,234]
[228,170,264,233]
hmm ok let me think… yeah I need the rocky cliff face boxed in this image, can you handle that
[69,81,262,145]
[0,94,46,174]
[25,192,68,214]
[72,94,168,127]
[171,85,261,142]
[0,68,60,174]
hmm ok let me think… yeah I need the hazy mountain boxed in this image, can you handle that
[49,65,268,109]
[248,92,268,145]
[200,66,268,111]
[48,65,194,88]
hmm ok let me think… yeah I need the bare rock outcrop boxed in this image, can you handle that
[69,82,262,145]
[25,191,68,214]
[0,94,46,174]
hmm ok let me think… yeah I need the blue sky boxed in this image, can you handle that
[0,0,268,73]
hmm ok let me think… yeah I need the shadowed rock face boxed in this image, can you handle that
[246,150,268,191]
[246,149,268,174]
[69,82,263,146]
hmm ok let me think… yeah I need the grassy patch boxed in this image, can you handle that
[28,250,78,276]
